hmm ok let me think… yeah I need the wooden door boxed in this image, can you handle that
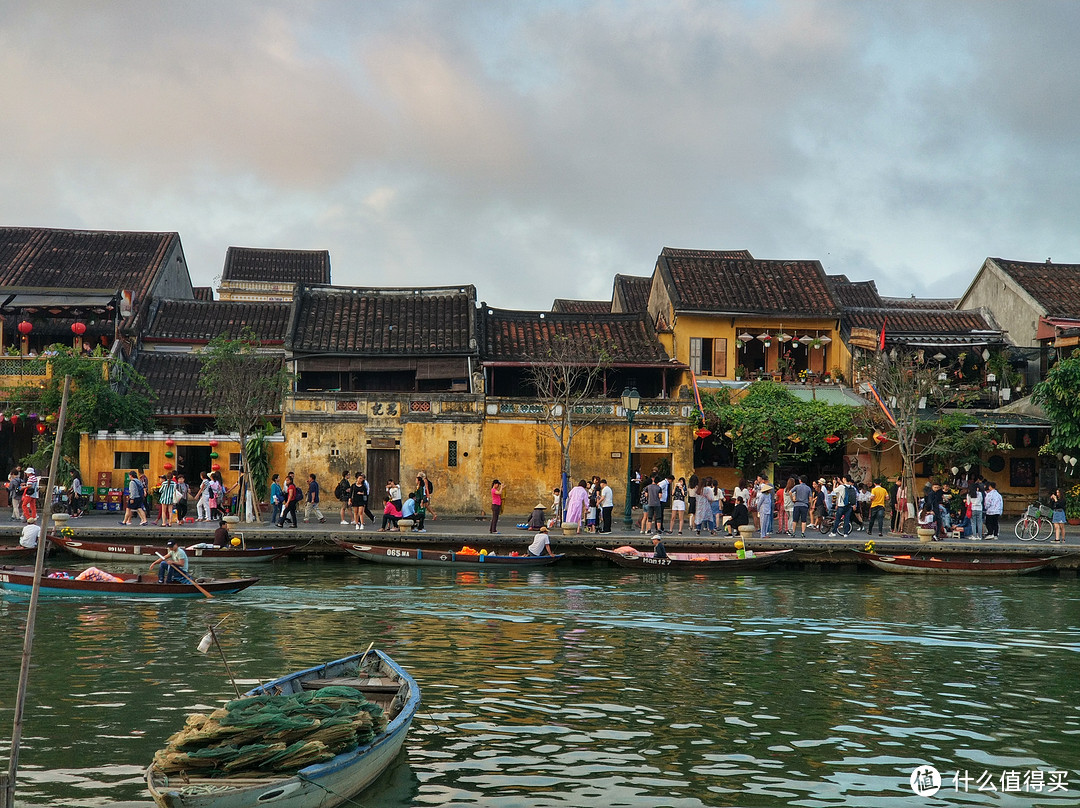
[366,449,401,495]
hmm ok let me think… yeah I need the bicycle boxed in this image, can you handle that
[817,513,853,536]
[1014,502,1054,541]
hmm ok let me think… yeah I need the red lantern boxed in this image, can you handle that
[10,414,19,425]
[825,435,840,445]
[35,422,47,434]
[694,428,712,439]
[165,438,175,446]
[211,462,221,471]
[163,462,174,471]
[17,321,32,335]
[872,430,886,445]
[208,439,218,448]
[71,321,87,336]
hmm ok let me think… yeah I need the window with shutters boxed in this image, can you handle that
[690,337,726,376]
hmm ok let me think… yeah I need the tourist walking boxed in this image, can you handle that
[350,472,369,529]
[277,474,300,528]
[303,473,326,523]
[417,472,437,520]
[334,471,351,524]
[668,477,687,534]
[121,470,148,526]
[983,481,1003,539]
[490,478,505,533]
[269,473,284,525]
[564,479,590,534]
[1049,487,1066,543]
[21,467,39,521]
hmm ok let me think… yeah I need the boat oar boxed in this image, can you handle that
[357,641,375,673]
[154,552,214,599]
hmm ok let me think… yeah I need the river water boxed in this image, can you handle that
[0,559,1078,807]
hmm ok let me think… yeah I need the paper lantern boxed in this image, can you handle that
[950,466,959,476]
[35,422,46,434]
[165,438,175,446]
[71,321,87,336]
[27,412,37,421]
[798,335,813,344]
[211,462,221,471]
[0,414,5,423]
[163,462,174,471]
[825,435,840,445]
[694,428,712,439]
[872,430,886,444]
[208,439,219,447]
[818,335,832,345]
[787,434,802,444]
[777,332,792,343]
[10,414,19,425]
[45,414,55,423]
[209,451,219,459]
[164,450,174,458]
[17,321,32,335]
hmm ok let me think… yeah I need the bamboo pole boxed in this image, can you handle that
[4,375,71,807]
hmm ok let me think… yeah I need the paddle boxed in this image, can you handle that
[154,552,214,599]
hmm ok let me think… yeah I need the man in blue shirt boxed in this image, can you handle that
[791,476,813,537]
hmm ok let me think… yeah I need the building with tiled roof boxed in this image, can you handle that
[611,274,653,314]
[880,295,959,310]
[551,298,611,314]
[647,247,845,384]
[286,285,478,393]
[192,286,214,301]
[827,275,884,309]
[142,300,291,349]
[218,246,331,302]
[0,226,193,352]
[958,257,1080,382]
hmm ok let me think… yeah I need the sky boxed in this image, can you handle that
[2,1,1079,310]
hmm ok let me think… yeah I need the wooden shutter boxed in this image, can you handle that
[713,338,727,377]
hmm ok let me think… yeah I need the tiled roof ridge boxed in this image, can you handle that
[660,247,754,259]
[303,284,475,298]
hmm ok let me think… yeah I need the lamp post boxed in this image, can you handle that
[621,386,641,529]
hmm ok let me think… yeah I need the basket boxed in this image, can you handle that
[1039,505,1053,518]
[1026,504,1050,518]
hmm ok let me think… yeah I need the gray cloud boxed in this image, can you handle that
[1,1,1078,308]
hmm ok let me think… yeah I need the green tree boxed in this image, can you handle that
[197,328,290,520]
[699,381,858,475]
[16,349,156,471]
[1032,349,1080,457]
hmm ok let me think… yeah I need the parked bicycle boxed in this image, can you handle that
[818,514,853,536]
[1014,502,1054,541]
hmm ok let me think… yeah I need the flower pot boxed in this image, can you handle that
[917,527,935,543]
[1067,517,1080,526]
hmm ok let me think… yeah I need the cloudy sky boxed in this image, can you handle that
[2,1,1078,309]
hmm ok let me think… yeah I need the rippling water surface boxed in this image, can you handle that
[1,560,1078,807]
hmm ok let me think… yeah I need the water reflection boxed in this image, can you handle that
[1,563,1078,806]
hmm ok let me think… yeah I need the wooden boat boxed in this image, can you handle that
[146,649,420,808]
[49,535,294,564]
[0,564,259,598]
[335,539,565,567]
[854,551,1059,575]
[596,547,794,571]
[0,544,39,561]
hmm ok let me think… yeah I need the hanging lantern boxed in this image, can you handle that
[757,332,772,344]
[211,462,221,471]
[825,434,840,445]
[818,335,832,345]
[163,462,174,471]
[27,412,38,421]
[10,414,19,425]
[777,332,792,344]
[933,353,947,362]
[724,430,734,439]
[737,332,755,344]
[71,321,87,336]
[694,428,712,439]
[208,439,219,447]
[872,430,886,445]
[17,321,32,335]
[164,450,174,458]
[0,414,5,424]
[950,466,959,476]
[1071,456,1078,468]
[45,413,55,423]
[210,451,219,459]
[798,335,813,345]
[165,438,175,446]
[35,422,47,434]
[787,434,802,444]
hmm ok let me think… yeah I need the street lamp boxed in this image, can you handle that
[621,386,641,528]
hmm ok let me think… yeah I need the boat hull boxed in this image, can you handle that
[50,535,293,564]
[0,565,258,597]
[596,547,793,570]
[147,650,420,808]
[854,551,1057,575]
[336,540,564,567]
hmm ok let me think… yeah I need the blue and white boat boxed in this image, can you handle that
[146,649,420,808]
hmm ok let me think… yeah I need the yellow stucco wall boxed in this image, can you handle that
[667,314,845,381]
[79,432,286,493]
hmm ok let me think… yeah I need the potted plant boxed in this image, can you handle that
[1066,484,1080,526]
[735,364,747,381]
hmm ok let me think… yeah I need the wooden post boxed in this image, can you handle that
[5,375,71,805]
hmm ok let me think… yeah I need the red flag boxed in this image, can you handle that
[878,317,887,351]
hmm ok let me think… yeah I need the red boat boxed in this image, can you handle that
[854,551,1059,575]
